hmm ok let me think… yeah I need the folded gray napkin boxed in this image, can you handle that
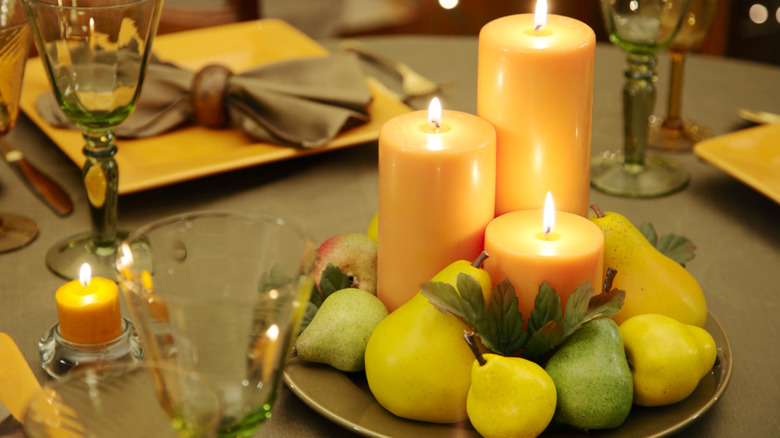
[36,54,372,148]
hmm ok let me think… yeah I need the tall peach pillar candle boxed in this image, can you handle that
[478,1,595,216]
[483,193,604,320]
[378,98,496,312]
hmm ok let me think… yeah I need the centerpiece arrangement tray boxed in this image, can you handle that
[19,19,410,194]
[283,311,732,438]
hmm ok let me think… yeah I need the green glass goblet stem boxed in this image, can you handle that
[83,129,120,248]
[622,53,657,170]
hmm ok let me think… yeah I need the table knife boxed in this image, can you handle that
[0,139,73,217]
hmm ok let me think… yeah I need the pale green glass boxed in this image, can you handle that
[591,0,692,198]
[24,361,222,437]
[649,0,722,152]
[116,211,317,438]
[23,0,161,279]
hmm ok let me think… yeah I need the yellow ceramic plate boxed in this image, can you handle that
[283,311,732,438]
[19,19,410,194]
[694,123,780,205]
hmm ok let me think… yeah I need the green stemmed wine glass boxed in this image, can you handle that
[591,0,692,198]
[23,0,161,279]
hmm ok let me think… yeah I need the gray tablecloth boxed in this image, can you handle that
[1,36,779,437]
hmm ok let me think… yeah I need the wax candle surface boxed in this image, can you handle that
[483,209,604,320]
[378,108,496,312]
[56,267,123,345]
[478,13,595,216]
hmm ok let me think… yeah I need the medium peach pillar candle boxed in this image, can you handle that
[56,263,123,345]
[478,0,595,216]
[483,193,604,320]
[378,98,496,312]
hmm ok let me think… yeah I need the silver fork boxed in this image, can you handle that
[339,39,444,100]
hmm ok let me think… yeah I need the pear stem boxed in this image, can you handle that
[603,267,617,293]
[590,204,605,218]
[472,251,489,268]
[464,330,486,366]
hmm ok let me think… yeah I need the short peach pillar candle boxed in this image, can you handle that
[55,263,123,345]
[378,98,496,312]
[483,193,604,319]
[478,0,596,216]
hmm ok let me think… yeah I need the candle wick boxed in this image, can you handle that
[544,226,552,238]
[431,119,441,131]
[534,24,543,34]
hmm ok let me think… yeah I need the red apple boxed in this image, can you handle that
[314,233,378,295]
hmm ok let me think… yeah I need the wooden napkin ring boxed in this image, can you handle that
[191,64,233,128]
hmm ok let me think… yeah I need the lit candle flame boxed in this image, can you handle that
[79,263,92,287]
[428,97,442,130]
[543,191,555,236]
[534,0,547,32]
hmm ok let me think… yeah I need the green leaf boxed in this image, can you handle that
[482,279,527,356]
[639,223,658,246]
[421,272,626,365]
[528,282,562,335]
[319,263,352,300]
[298,301,319,335]
[562,282,596,332]
[656,234,697,266]
[521,320,565,363]
[640,222,696,266]
[585,287,626,321]
[420,280,477,330]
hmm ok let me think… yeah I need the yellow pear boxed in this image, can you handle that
[590,210,707,327]
[364,256,492,423]
[620,314,717,406]
[466,346,556,438]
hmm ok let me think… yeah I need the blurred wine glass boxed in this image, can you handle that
[591,0,692,198]
[0,0,39,253]
[649,0,721,152]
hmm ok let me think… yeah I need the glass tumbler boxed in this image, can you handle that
[116,211,316,438]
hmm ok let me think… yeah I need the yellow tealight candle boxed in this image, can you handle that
[56,263,123,345]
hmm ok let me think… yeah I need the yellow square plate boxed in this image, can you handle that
[20,19,410,194]
[694,123,780,205]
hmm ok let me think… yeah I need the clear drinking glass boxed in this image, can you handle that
[0,0,38,253]
[116,211,317,438]
[23,0,161,279]
[591,0,692,198]
[24,361,223,437]
[649,0,721,152]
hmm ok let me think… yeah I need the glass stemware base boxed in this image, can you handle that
[591,151,690,198]
[648,114,714,152]
[46,230,129,280]
[0,213,39,253]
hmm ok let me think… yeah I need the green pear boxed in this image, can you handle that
[590,209,707,327]
[544,318,633,430]
[295,288,388,372]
